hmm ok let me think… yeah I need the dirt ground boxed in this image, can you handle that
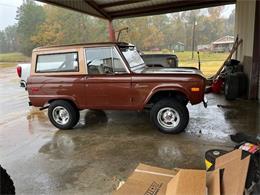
[0,65,259,194]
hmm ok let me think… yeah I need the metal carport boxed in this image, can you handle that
[37,0,259,100]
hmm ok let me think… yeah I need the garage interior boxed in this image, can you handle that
[0,0,259,194]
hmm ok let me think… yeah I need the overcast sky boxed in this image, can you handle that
[0,0,23,30]
[0,0,235,31]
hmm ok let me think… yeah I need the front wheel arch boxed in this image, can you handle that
[145,90,189,106]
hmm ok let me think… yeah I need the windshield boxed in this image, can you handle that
[120,46,145,72]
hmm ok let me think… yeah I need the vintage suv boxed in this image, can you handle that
[27,42,207,134]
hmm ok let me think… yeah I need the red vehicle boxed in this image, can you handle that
[27,42,207,134]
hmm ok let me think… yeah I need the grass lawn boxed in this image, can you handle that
[144,51,229,78]
[0,52,30,63]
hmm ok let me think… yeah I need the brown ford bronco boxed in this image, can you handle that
[27,42,207,134]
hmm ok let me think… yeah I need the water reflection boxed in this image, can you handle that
[27,107,51,133]
[84,110,108,126]
[39,132,75,156]
[221,102,260,135]
[157,141,183,165]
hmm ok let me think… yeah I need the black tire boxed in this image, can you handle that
[48,100,79,130]
[224,74,239,100]
[236,64,244,72]
[236,72,247,97]
[0,165,15,194]
[150,98,189,134]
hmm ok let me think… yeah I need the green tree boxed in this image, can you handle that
[0,31,8,53]
[0,24,18,53]
[166,13,186,50]
[16,0,45,55]
[5,25,18,52]
[12,2,235,54]
[224,9,235,36]
[114,16,165,50]
[32,5,107,46]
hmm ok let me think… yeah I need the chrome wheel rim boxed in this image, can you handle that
[157,107,180,129]
[52,106,70,125]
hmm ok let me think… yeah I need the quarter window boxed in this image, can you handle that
[85,47,127,75]
[36,52,79,72]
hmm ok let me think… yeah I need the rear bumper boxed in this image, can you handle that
[203,96,208,108]
[20,80,27,90]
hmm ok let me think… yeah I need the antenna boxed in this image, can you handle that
[197,51,201,70]
[116,27,129,42]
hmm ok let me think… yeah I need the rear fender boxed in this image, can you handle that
[47,96,80,109]
[29,95,80,109]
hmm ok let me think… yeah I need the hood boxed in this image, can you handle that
[142,67,204,76]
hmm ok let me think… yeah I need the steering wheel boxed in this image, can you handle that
[57,62,66,70]
[103,65,113,74]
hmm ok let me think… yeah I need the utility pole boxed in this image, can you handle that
[191,18,197,59]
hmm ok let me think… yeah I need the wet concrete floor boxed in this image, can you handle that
[0,65,259,194]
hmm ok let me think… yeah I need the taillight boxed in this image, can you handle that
[17,66,21,77]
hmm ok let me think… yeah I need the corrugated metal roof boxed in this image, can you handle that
[103,0,174,12]
[37,0,235,20]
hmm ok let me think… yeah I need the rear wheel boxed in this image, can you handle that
[150,98,189,134]
[48,100,79,130]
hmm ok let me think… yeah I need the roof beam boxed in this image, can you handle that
[100,0,149,8]
[37,0,108,19]
[83,0,111,19]
[109,0,235,19]
[37,0,236,20]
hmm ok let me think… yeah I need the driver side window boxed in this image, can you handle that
[85,47,127,75]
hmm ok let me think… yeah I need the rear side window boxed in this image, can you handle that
[36,52,79,73]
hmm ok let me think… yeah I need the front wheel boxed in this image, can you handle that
[48,100,79,130]
[150,98,189,134]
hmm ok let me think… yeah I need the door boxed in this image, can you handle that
[84,46,133,109]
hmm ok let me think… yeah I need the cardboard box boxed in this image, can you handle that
[113,163,178,195]
[207,170,221,195]
[114,164,214,195]
[165,169,206,195]
[215,149,250,195]
[114,149,249,195]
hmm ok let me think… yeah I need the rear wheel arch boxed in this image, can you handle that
[48,98,79,109]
